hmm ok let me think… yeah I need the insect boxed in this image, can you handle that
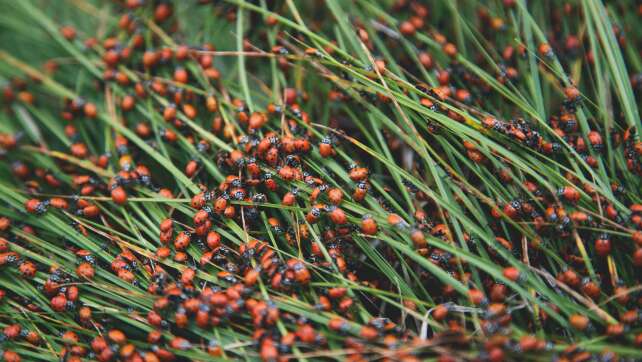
[328,206,347,224]
[111,186,127,205]
[361,215,378,235]
[319,137,335,158]
[594,234,612,256]
[3,2,642,360]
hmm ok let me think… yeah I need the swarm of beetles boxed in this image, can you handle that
[1,0,642,361]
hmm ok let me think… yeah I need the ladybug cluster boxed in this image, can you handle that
[0,0,642,361]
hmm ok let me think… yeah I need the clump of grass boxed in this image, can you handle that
[0,0,641,361]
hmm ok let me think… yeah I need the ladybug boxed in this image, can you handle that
[359,325,379,340]
[25,199,48,214]
[587,131,603,151]
[538,43,553,58]
[174,232,191,250]
[262,172,277,191]
[569,314,589,331]
[558,186,580,203]
[468,289,487,306]
[319,137,335,158]
[594,234,611,256]
[160,218,173,233]
[387,213,408,229]
[282,191,297,206]
[353,181,369,202]
[81,205,100,218]
[76,262,95,279]
[361,215,378,235]
[502,201,521,219]
[410,229,427,249]
[349,165,369,182]
[174,67,188,84]
[49,197,69,209]
[502,267,522,282]
[19,261,37,278]
[306,204,324,224]
[328,206,347,225]
[206,231,221,249]
[193,209,210,225]
[288,259,310,284]
[111,186,127,205]
[51,294,68,312]
[327,188,343,205]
